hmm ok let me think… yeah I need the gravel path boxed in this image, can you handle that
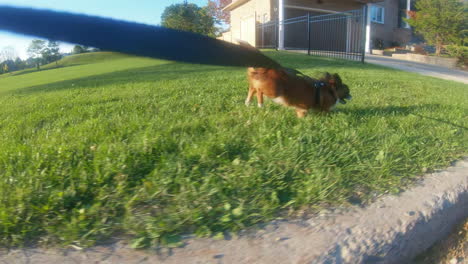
[1,159,467,264]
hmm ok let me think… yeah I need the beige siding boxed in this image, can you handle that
[221,0,411,48]
[217,31,233,42]
[224,0,273,46]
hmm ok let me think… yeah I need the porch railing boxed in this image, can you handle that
[256,7,367,62]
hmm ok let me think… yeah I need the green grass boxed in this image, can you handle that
[0,52,131,79]
[0,51,466,248]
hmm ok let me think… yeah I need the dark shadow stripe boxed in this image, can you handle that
[0,5,281,68]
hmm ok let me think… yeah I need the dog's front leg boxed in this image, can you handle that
[295,109,308,118]
[256,90,264,108]
[245,85,255,106]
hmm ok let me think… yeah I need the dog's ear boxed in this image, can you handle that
[321,72,332,81]
[332,73,342,84]
[323,72,336,85]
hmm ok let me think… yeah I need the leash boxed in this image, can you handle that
[0,6,281,68]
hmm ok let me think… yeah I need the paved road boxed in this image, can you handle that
[365,54,468,84]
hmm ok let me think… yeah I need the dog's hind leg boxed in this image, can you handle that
[245,85,256,106]
[256,90,264,108]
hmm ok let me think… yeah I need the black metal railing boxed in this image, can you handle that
[256,20,278,49]
[256,7,367,62]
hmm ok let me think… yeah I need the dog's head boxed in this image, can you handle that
[322,73,352,104]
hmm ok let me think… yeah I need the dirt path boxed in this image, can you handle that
[1,159,467,264]
[414,218,467,264]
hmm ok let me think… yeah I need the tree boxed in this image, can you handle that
[42,40,62,65]
[14,57,26,71]
[0,46,17,63]
[2,63,8,74]
[207,0,231,24]
[73,45,89,54]
[25,57,37,68]
[0,58,20,74]
[405,0,467,56]
[27,39,46,69]
[161,3,216,36]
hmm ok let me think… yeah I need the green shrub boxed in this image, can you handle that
[373,38,384,50]
[446,45,468,66]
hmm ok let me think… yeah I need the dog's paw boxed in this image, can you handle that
[245,100,251,106]
[257,103,264,108]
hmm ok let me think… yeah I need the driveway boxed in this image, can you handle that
[365,54,468,84]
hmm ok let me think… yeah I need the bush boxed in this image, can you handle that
[413,44,428,55]
[373,38,384,50]
[390,41,401,48]
[405,0,466,56]
[446,45,468,66]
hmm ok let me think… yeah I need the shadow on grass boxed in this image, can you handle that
[338,105,430,116]
[11,60,467,131]
[11,62,230,95]
[11,52,378,96]
[11,64,74,77]
[412,114,468,130]
[339,105,467,130]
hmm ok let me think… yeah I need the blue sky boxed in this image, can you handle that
[0,0,208,59]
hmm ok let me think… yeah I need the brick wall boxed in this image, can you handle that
[370,0,411,48]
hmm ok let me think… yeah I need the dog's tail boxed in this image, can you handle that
[235,40,257,51]
[236,39,283,68]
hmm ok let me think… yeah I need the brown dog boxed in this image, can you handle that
[245,67,351,117]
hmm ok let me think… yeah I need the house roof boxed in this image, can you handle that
[223,0,250,11]
[223,0,384,12]
[355,0,385,3]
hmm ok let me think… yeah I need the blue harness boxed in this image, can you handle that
[313,81,326,106]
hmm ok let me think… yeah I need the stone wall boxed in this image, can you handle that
[392,53,458,68]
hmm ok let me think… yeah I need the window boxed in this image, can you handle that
[370,5,384,24]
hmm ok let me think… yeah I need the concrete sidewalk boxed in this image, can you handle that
[365,54,468,84]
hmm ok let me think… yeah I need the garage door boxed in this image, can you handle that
[240,16,256,46]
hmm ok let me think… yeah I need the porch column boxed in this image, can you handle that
[406,0,411,28]
[365,3,371,53]
[278,0,285,50]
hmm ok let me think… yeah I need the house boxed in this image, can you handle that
[220,0,414,53]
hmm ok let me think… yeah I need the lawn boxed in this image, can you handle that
[0,51,466,248]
